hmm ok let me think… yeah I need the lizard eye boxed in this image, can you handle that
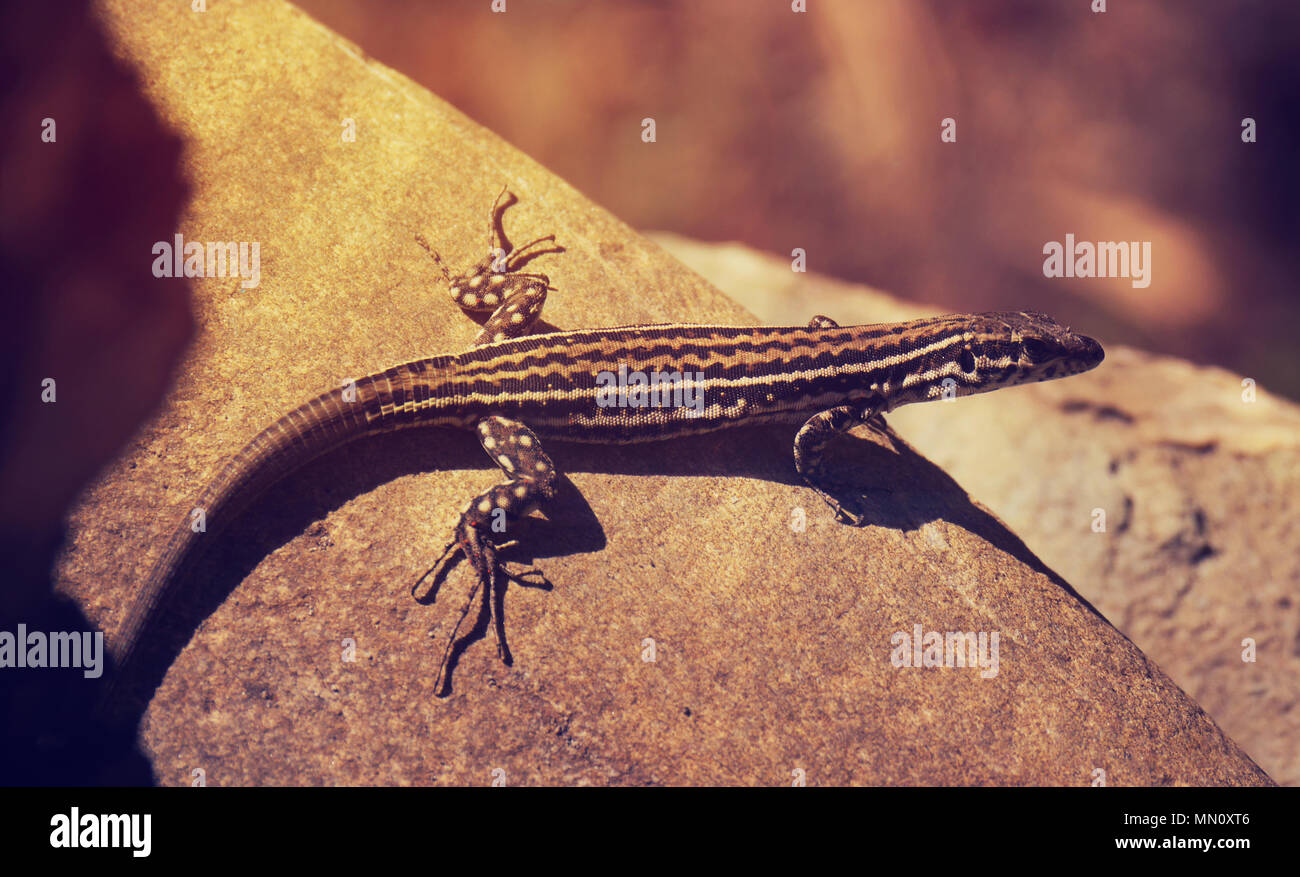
[1022,339,1051,362]
[958,348,977,373]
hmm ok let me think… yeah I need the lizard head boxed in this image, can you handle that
[951,310,1105,396]
[894,311,1103,407]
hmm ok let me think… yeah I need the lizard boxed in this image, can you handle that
[97,187,1105,722]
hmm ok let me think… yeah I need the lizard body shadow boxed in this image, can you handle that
[113,415,1107,740]
[110,427,601,736]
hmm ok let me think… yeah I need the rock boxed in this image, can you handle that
[658,235,1296,786]
[56,0,1271,785]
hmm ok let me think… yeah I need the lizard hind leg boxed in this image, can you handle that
[471,279,548,346]
[428,415,558,695]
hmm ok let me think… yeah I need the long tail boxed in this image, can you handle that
[95,382,378,725]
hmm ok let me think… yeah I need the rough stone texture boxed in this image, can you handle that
[58,0,1272,785]
[657,236,1298,786]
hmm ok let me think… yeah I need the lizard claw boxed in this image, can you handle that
[804,478,874,527]
[426,522,550,697]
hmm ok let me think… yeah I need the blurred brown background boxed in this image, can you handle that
[296,0,1300,399]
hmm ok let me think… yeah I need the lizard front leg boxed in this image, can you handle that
[794,404,886,526]
[792,314,890,525]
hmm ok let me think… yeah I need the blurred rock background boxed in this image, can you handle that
[298,0,1300,399]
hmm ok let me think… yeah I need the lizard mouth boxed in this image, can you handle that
[1021,334,1105,383]
[1069,334,1105,373]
